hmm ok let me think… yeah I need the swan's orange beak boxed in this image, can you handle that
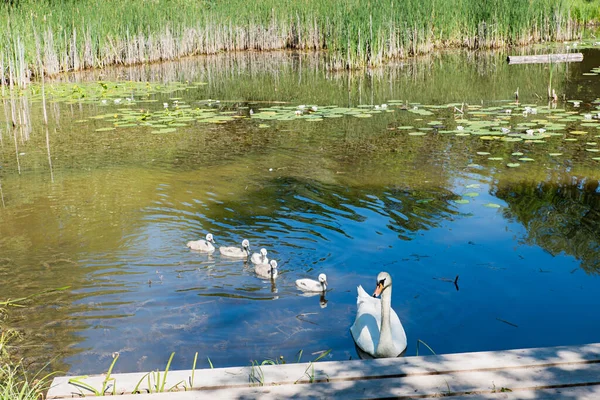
[373,282,384,298]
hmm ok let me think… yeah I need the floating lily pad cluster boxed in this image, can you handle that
[452,183,502,208]
[250,104,393,122]
[5,78,600,168]
[88,101,240,133]
[1,80,206,104]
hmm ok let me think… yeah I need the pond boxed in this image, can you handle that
[1,46,600,376]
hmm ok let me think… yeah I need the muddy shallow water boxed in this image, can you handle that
[1,47,600,375]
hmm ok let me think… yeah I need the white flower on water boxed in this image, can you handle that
[311,106,318,112]
[584,113,592,120]
[501,127,511,134]
[298,104,306,109]
[374,105,381,110]
[524,106,537,115]
[525,129,534,136]
[163,103,169,108]
[101,99,107,104]
[295,110,302,116]
[381,104,388,109]
[504,109,512,114]
[573,101,581,107]
[114,98,122,104]
[538,128,546,134]
[457,126,464,131]
[249,109,254,115]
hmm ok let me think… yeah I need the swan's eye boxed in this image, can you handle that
[378,278,386,286]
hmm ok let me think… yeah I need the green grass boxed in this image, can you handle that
[0,0,599,83]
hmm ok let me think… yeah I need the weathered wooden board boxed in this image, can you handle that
[47,343,600,399]
[507,53,583,64]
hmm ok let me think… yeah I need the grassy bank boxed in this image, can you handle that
[1,0,599,84]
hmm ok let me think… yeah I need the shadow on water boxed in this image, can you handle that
[495,177,600,274]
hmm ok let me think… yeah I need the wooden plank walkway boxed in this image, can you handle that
[47,343,600,399]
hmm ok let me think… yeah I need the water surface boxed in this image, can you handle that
[1,48,600,375]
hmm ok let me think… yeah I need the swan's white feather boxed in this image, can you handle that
[350,285,407,357]
[296,278,325,292]
[186,239,214,252]
[250,253,268,265]
[219,246,248,258]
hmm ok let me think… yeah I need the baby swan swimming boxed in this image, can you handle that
[219,239,251,258]
[251,248,269,265]
[255,260,278,279]
[186,233,216,252]
[296,273,327,293]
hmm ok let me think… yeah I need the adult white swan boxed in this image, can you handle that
[186,233,216,252]
[219,239,251,258]
[350,271,407,358]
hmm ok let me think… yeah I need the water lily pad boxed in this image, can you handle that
[464,192,479,197]
[507,163,521,168]
[454,199,470,204]
[152,128,177,133]
[95,127,116,132]
[483,203,501,208]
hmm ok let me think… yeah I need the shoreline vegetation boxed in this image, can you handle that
[1,0,599,86]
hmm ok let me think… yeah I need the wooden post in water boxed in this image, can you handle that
[507,53,583,64]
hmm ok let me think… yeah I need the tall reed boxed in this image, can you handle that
[0,0,599,85]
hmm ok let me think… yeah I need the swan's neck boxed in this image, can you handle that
[321,282,327,292]
[376,286,396,357]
